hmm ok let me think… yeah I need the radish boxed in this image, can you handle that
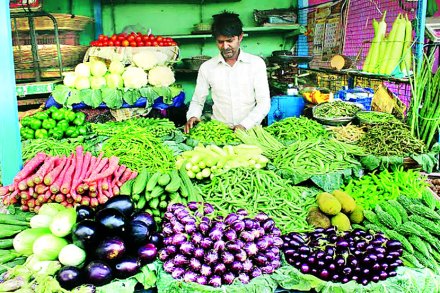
[44,156,67,186]
[14,153,46,183]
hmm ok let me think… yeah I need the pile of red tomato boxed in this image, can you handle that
[89,32,177,47]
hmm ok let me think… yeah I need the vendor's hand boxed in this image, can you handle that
[233,124,246,132]
[184,117,200,133]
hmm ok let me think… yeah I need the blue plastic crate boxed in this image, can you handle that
[334,87,374,111]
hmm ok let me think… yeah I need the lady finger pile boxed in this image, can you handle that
[0,146,137,211]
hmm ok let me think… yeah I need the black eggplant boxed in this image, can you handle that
[149,232,164,249]
[85,260,113,286]
[114,256,141,279]
[103,195,134,218]
[95,236,126,261]
[127,220,150,245]
[72,220,104,251]
[76,205,95,222]
[95,208,127,235]
[131,212,156,233]
[138,243,158,264]
[56,266,83,290]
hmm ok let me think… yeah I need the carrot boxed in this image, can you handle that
[66,197,74,204]
[97,193,108,205]
[118,168,134,187]
[34,206,41,213]
[81,196,91,206]
[55,194,65,203]
[36,195,44,205]
[27,199,36,208]
[101,178,109,191]
[86,153,103,178]
[90,197,99,207]
[97,180,103,198]
[26,177,35,188]
[35,184,48,195]
[60,201,68,207]
[89,191,97,198]
[20,191,30,201]
[112,185,120,196]
[72,151,92,194]
[111,165,126,186]
[70,146,84,193]
[17,179,28,191]
[44,156,67,186]
[84,156,120,184]
[0,186,10,196]
[84,158,109,183]
[13,153,46,183]
[33,156,58,185]
[44,190,51,201]
[21,205,29,212]
[50,156,72,194]
[89,182,97,193]
[60,156,77,195]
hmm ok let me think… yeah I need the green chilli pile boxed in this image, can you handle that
[197,167,316,233]
[266,117,329,143]
[358,121,426,156]
[314,101,361,118]
[272,137,365,177]
[187,120,240,145]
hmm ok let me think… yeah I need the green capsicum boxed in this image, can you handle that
[42,118,57,130]
[35,129,49,139]
[64,109,77,122]
[77,125,88,136]
[20,127,35,140]
[33,112,49,121]
[73,112,86,126]
[49,127,64,140]
[51,108,65,121]
[20,117,32,127]
[65,126,79,138]
[57,120,70,132]
[28,118,42,130]
[46,106,59,114]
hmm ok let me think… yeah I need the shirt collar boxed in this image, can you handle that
[216,49,251,65]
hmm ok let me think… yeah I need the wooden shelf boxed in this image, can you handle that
[165,24,305,40]
[307,68,410,84]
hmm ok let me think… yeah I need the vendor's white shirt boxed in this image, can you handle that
[186,50,270,129]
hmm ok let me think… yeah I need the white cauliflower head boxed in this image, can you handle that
[132,51,159,70]
[148,66,175,87]
[122,66,148,89]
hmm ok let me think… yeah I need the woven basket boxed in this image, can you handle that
[13,44,88,70]
[12,31,79,46]
[11,13,93,31]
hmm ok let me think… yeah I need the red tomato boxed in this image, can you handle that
[102,41,109,46]
[97,41,103,47]
[137,41,145,47]
[158,41,164,46]
[130,41,137,47]
[102,35,109,41]
[148,35,155,41]
[114,40,121,46]
[156,36,163,42]
[122,40,129,47]
[153,41,159,46]
[145,41,152,46]
[170,41,177,46]
[127,35,135,42]
[108,41,114,46]
[98,34,105,41]
[135,36,142,42]
[89,41,95,46]
[137,31,144,36]
[142,35,149,42]
[110,34,117,41]
[130,32,136,36]
[117,34,126,41]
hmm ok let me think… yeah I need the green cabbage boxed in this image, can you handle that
[75,62,91,77]
[75,76,91,90]
[109,60,125,74]
[90,76,107,90]
[105,73,124,89]
[90,60,108,77]
[63,72,77,88]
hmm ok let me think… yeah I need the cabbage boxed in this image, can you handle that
[75,76,91,90]
[33,234,68,261]
[90,60,108,77]
[13,228,51,256]
[122,66,148,89]
[109,60,125,74]
[58,244,86,267]
[63,72,77,88]
[133,51,159,70]
[90,76,107,90]
[105,73,124,89]
[75,62,91,77]
[148,66,175,87]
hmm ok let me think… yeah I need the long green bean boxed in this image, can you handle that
[187,120,240,145]
[314,101,361,118]
[197,167,317,234]
[266,116,329,143]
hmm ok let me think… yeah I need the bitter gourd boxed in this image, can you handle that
[408,214,440,238]
[380,201,402,225]
[375,205,398,229]
[422,188,437,210]
[409,235,431,258]
[408,204,440,220]
[388,199,408,222]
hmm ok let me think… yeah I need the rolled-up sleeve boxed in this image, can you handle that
[186,64,210,120]
[239,59,271,129]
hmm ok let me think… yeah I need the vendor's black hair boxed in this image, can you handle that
[211,11,243,37]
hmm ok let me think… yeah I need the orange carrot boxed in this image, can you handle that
[51,156,72,194]
[90,197,99,207]
[44,156,67,186]
[33,156,58,185]
[14,152,46,183]
[60,155,77,195]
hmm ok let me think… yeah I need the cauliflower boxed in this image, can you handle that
[132,51,159,70]
[148,66,175,87]
[122,66,148,89]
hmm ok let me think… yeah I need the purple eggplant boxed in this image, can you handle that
[127,220,151,245]
[235,249,248,262]
[213,263,226,275]
[175,209,190,221]
[103,195,134,218]
[57,266,83,290]
[208,275,222,287]
[238,273,250,284]
[242,259,253,272]
[95,236,126,261]
[194,247,205,259]
[232,220,245,232]
[213,240,226,251]
[200,264,212,277]
[192,232,203,244]
[181,215,196,225]
[138,243,158,264]
[235,208,248,217]
[244,242,258,256]
[173,254,189,266]
[240,231,255,242]
[224,229,237,242]
[85,261,113,286]
[209,227,223,241]
[204,250,219,265]
[114,256,141,279]
[255,212,269,222]
[164,211,175,221]
[221,251,235,264]
[184,223,197,234]
[225,213,239,225]
[199,222,210,235]
[196,275,208,285]
[163,236,173,246]
[243,218,255,230]
[273,237,283,247]
[187,201,198,211]
[223,272,235,285]
[254,253,267,265]
[76,205,94,222]
[172,233,187,246]
[231,261,244,273]
[203,203,214,214]
[158,249,170,261]
[262,219,275,232]
[149,232,164,249]
[251,267,262,278]
[72,220,104,251]
[95,208,127,235]
[272,259,281,269]
[190,258,202,271]
[183,271,198,283]
[163,260,175,273]
[200,238,213,249]
[171,267,185,279]
[168,203,184,212]
[172,222,185,233]
[261,265,275,274]
[180,241,195,256]
[162,224,174,236]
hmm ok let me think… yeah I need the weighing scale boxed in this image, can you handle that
[426,17,440,42]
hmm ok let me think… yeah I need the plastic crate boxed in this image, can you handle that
[334,87,374,111]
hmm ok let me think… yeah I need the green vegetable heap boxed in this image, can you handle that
[314,101,361,118]
[356,111,397,124]
[21,107,88,141]
[187,120,240,145]
[266,116,329,143]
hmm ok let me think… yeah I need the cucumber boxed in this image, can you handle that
[158,173,171,186]
[146,172,161,191]
[165,170,181,192]
[132,169,150,195]
[120,179,135,195]
[136,197,147,210]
